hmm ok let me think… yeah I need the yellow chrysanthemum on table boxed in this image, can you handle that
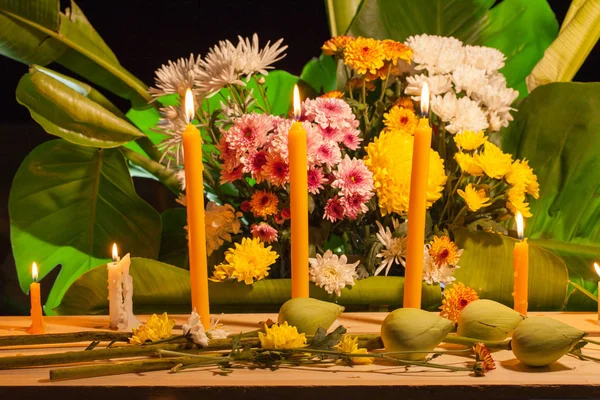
[440,282,479,323]
[343,37,385,75]
[365,129,447,215]
[334,335,374,365]
[383,106,417,134]
[507,184,533,218]
[474,142,513,179]
[130,313,175,345]
[457,184,492,212]
[454,152,484,176]
[209,237,278,284]
[505,159,539,199]
[322,35,354,56]
[259,322,307,349]
[454,131,487,151]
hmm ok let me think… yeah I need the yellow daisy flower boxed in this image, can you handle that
[364,129,447,215]
[211,237,279,284]
[454,130,487,151]
[322,35,354,56]
[429,236,462,268]
[130,313,175,345]
[440,282,479,323]
[474,142,513,179]
[457,183,492,212]
[334,335,374,365]
[505,159,539,199]
[383,106,418,134]
[507,184,533,218]
[454,152,484,176]
[208,263,235,282]
[343,37,385,75]
[259,322,307,349]
[249,190,279,218]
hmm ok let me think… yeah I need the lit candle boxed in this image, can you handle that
[27,262,44,334]
[403,83,431,309]
[108,244,124,328]
[289,85,309,298]
[594,263,600,323]
[182,88,210,329]
[513,212,529,315]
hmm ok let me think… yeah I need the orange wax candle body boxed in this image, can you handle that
[288,121,309,298]
[403,117,432,309]
[182,122,210,330]
[513,239,529,315]
[28,263,44,334]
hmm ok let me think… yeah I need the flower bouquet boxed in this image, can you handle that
[0,0,599,314]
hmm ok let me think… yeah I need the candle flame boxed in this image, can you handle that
[293,84,301,119]
[112,243,119,262]
[420,82,429,117]
[594,263,600,277]
[184,88,195,123]
[515,211,525,241]
[32,262,38,282]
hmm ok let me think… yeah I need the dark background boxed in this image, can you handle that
[0,0,597,314]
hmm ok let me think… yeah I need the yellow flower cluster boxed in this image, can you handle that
[365,128,447,215]
[458,184,491,212]
[440,282,479,323]
[130,313,175,345]
[383,105,418,134]
[205,202,242,255]
[505,159,540,218]
[258,322,307,349]
[210,237,279,284]
[334,335,374,365]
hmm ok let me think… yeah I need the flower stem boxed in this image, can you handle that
[442,334,512,350]
[0,331,131,348]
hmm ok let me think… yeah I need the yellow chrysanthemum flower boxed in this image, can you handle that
[258,322,307,349]
[454,130,487,151]
[454,152,484,176]
[383,106,418,134]
[505,159,539,199]
[322,35,354,56]
[249,190,279,218]
[507,184,533,218]
[457,183,492,212]
[365,130,447,215]
[429,236,462,268]
[211,237,278,284]
[474,142,513,179]
[440,282,479,323]
[130,313,175,345]
[343,37,385,75]
[205,202,242,255]
[320,90,344,99]
[381,39,412,63]
[334,335,374,365]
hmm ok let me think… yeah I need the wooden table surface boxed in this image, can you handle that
[1,312,600,400]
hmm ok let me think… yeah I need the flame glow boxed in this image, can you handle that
[515,211,525,241]
[293,85,301,119]
[594,263,600,277]
[112,243,119,262]
[32,262,38,281]
[420,82,429,117]
[184,88,195,123]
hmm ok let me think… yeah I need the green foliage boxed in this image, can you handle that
[345,0,559,95]
[502,82,600,310]
[9,140,161,314]
[158,208,189,269]
[300,54,337,94]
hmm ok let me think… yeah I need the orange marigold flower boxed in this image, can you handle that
[343,37,385,75]
[320,90,344,99]
[429,236,462,268]
[473,343,496,375]
[394,97,415,111]
[381,39,413,63]
[383,106,418,134]
[322,35,354,56]
[440,282,479,323]
[249,190,279,218]
[346,77,376,92]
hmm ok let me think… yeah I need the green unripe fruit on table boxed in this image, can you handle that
[457,299,525,341]
[278,298,344,335]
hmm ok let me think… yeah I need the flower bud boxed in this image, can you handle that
[278,298,344,335]
[512,316,586,367]
[381,308,454,361]
[457,299,524,341]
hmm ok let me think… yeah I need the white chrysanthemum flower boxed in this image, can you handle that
[154,105,189,167]
[423,245,458,285]
[182,309,210,347]
[431,91,458,123]
[451,64,488,96]
[406,34,464,74]
[207,314,231,340]
[374,220,407,276]
[476,81,519,115]
[150,54,203,99]
[487,110,514,132]
[405,74,452,100]
[235,34,287,77]
[436,37,465,74]
[309,250,359,297]
[445,96,489,134]
[464,45,506,73]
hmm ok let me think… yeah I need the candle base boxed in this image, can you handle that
[27,324,45,335]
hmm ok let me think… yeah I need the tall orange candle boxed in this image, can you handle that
[513,211,529,315]
[289,85,309,298]
[27,262,44,334]
[182,88,210,330]
[403,83,432,309]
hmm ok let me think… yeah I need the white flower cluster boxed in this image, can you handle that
[404,34,519,133]
[182,309,231,346]
[309,250,359,297]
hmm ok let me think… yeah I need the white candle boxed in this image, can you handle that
[107,243,123,329]
[118,253,138,331]
[594,263,600,324]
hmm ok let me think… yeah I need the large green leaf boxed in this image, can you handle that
[300,53,337,94]
[452,228,568,310]
[0,0,150,106]
[502,82,600,310]
[16,66,144,148]
[158,208,189,270]
[9,140,161,315]
[55,258,442,314]
[345,0,559,95]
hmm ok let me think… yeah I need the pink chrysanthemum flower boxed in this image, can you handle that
[340,128,362,150]
[332,155,374,197]
[308,167,327,194]
[303,98,356,131]
[316,141,342,168]
[324,196,345,222]
[225,113,273,154]
[242,150,268,182]
[250,222,279,243]
[318,125,344,143]
[342,193,370,220]
[263,152,289,187]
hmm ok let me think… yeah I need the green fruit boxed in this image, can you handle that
[512,316,586,367]
[458,299,525,341]
[381,308,454,361]
[278,298,344,335]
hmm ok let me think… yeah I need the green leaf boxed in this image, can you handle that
[346,0,559,96]
[0,0,150,106]
[16,66,144,148]
[9,140,161,315]
[56,258,442,314]
[300,54,337,94]
[325,0,362,37]
[502,82,600,310]
[124,106,166,156]
[452,228,568,311]
[158,208,189,270]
